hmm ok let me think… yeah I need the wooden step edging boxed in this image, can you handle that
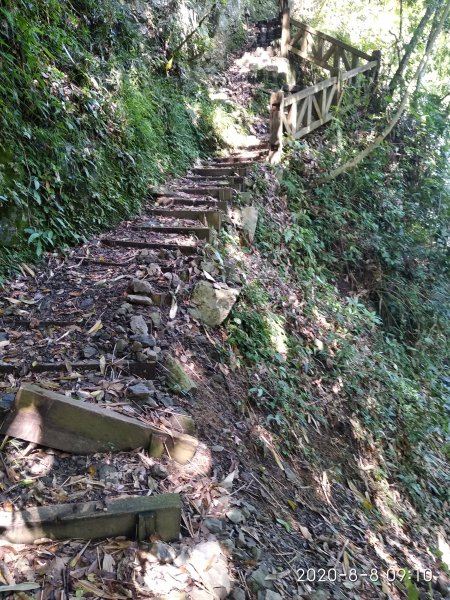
[101,239,197,256]
[0,493,181,544]
[0,384,198,463]
[192,167,249,177]
[131,224,212,242]
[159,197,228,212]
[147,209,222,231]
[0,359,155,379]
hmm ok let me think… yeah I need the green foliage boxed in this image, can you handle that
[225,93,449,512]
[0,0,220,274]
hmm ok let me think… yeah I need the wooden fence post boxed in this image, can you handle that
[371,49,381,84]
[280,0,290,58]
[267,90,285,164]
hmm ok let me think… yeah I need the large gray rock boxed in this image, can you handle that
[165,356,197,394]
[190,281,239,327]
[241,206,259,241]
[129,278,153,295]
[129,315,148,336]
[229,205,259,242]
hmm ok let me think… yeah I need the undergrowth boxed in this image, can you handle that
[223,93,449,519]
[0,0,231,278]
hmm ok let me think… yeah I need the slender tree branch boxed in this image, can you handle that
[320,0,450,182]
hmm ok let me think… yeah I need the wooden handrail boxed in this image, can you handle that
[290,20,374,62]
[283,76,338,106]
[341,60,378,81]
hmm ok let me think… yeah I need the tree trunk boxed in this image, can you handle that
[321,0,450,182]
[388,2,435,93]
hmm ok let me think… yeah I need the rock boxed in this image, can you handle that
[147,263,162,277]
[310,591,330,600]
[145,397,158,408]
[79,297,94,308]
[131,334,156,348]
[435,576,450,595]
[0,393,14,413]
[130,315,148,336]
[127,294,153,306]
[203,517,225,534]
[114,339,129,353]
[116,302,133,316]
[165,356,197,394]
[149,309,161,328]
[97,463,120,484]
[131,341,143,352]
[146,350,160,362]
[127,383,153,403]
[151,464,168,479]
[263,593,283,600]
[0,332,8,342]
[247,564,273,593]
[150,541,176,564]
[82,345,98,359]
[189,541,230,600]
[229,205,259,242]
[129,278,153,295]
[190,281,239,327]
[159,395,174,407]
[226,508,245,524]
[241,206,259,241]
[232,588,246,600]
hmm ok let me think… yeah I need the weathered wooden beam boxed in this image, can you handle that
[283,76,338,106]
[0,384,198,463]
[0,359,155,378]
[341,60,378,81]
[131,224,211,242]
[192,167,248,177]
[288,45,334,72]
[101,239,197,256]
[147,208,221,231]
[290,20,374,61]
[0,494,181,544]
[177,187,233,201]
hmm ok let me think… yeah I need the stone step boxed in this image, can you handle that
[101,238,197,256]
[130,224,211,242]
[147,208,222,230]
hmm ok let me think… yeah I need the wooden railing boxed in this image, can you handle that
[289,21,377,76]
[267,18,380,162]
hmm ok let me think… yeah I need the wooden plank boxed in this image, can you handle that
[178,187,233,201]
[101,239,196,256]
[283,76,338,106]
[306,96,313,128]
[288,46,334,72]
[0,359,155,378]
[341,60,378,81]
[0,384,198,463]
[325,82,338,113]
[290,20,373,61]
[131,225,211,242]
[0,494,181,544]
[321,42,336,66]
[340,48,351,71]
[294,114,333,139]
[297,97,309,128]
[193,167,248,177]
[312,94,322,120]
[147,209,222,230]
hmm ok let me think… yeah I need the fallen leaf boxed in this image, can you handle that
[87,320,103,335]
[0,583,41,592]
